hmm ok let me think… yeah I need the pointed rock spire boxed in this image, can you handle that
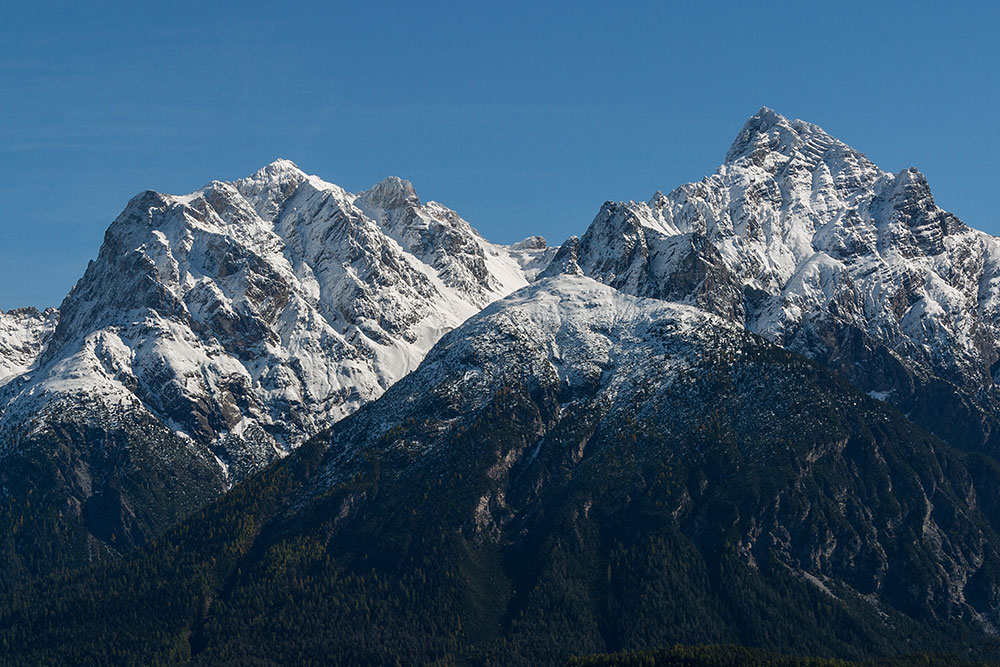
[253,158,308,181]
[540,237,583,278]
[359,176,420,210]
[725,106,798,163]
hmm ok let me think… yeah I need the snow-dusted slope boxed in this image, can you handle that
[572,107,1000,449]
[0,307,57,387]
[300,274,1000,644]
[318,273,755,488]
[0,160,552,480]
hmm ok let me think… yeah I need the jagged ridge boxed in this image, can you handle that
[0,161,556,564]
[571,106,1000,456]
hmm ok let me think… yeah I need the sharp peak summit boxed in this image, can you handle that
[359,175,420,208]
[243,160,421,205]
[724,106,870,166]
[260,157,304,172]
[242,158,309,182]
[732,106,822,141]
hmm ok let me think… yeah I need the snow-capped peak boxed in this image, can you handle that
[0,162,549,481]
[725,107,878,182]
[259,157,306,176]
[243,158,310,194]
[0,307,58,387]
[726,106,819,161]
[571,107,1000,452]
[234,158,310,220]
[359,176,420,210]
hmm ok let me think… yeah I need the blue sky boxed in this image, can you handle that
[1,1,997,308]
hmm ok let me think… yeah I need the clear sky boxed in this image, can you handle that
[1,1,997,308]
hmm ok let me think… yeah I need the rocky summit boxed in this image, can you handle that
[4,109,1000,665]
[0,160,554,570]
[574,107,1000,457]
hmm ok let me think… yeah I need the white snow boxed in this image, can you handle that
[0,161,553,479]
[0,307,57,387]
[574,106,1000,392]
[4,108,999,486]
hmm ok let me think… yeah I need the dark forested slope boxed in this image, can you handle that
[3,277,1000,665]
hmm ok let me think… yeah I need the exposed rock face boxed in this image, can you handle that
[0,307,57,387]
[571,107,1000,455]
[17,277,998,664]
[311,275,1000,647]
[0,161,552,562]
[6,112,1000,662]
[5,106,1000,612]
[1,161,548,481]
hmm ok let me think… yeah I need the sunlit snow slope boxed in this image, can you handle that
[0,161,555,481]
[571,107,1000,454]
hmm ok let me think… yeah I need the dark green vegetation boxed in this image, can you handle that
[792,315,1000,462]
[569,644,1000,666]
[3,295,1000,665]
[0,404,224,592]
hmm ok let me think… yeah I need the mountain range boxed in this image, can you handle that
[0,162,553,574]
[3,108,1000,664]
[572,107,1000,457]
